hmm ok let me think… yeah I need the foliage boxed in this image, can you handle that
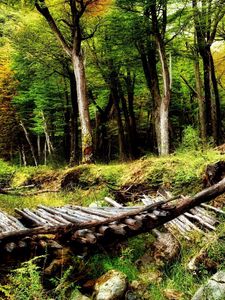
[0,257,48,300]
[179,126,202,151]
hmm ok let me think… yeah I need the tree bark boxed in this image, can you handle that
[20,121,38,166]
[138,42,162,153]
[72,50,93,163]
[194,52,207,142]
[69,71,79,165]
[150,1,171,155]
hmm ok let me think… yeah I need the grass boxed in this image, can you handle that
[1,149,225,299]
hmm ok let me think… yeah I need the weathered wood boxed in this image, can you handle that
[201,203,225,215]
[184,212,216,231]
[1,177,225,243]
[104,197,123,208]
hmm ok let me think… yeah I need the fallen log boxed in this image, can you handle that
[1,177,225,243]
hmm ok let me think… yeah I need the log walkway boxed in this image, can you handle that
[0,177,225,255]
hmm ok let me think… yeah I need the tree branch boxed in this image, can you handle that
[35,0,72,56]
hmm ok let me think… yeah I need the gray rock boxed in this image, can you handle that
[192,271,225,300]
[95,270,127,300]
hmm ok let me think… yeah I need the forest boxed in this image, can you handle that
[0,0,224,165]
[1,0,225,300]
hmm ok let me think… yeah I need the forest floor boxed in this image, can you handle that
[0,149,225,299]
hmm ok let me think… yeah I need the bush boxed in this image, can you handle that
[0,257,48,300]
[179,126,201,151]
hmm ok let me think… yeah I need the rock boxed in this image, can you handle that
[192,271,225,300]
[95,270,127,300]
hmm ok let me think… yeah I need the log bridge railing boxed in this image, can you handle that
[1,177,225,255]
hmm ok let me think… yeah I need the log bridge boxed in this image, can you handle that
[1,178,225,257]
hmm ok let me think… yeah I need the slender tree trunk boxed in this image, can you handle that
[20,121,38,166]
[94,93,113,162]
[209,50,221,145]
[194,52,207,142]
[63,77,71,163]
[110,79,127,161]
[69,71,79,165]
[201,49,212,138]
[138,43,162,153]
[41,112,54,156]
[37,135,41,161]
[118,81,133,159]
[125,71,139,157]
[43,142,47,165]
[156,37,171,155]
[21,144,27,167]
[72,50,93,163]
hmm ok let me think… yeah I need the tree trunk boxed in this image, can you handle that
[69,71,79,165]
[125,71,139,157]
[118,81,133,159]
[201,49,213,138]
[72,51,93,163]
[138,42,162,153]
[94,93,113,162]
[156,37,171,155]
[209,50,221,145]
[111,87,127,161]
[41,111,54,156]
[63,77,71,163]
[194,51,207,142]
[20,121,38,166]
[37,135,41,162]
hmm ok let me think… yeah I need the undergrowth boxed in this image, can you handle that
[1,149,225,212]
[1,149,225,299]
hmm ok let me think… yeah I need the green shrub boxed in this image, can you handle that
[0,257,48,300]
[179,126,201,151]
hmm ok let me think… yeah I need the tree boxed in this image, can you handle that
[192,0,225,144]
[0,44,20,162]
[34,0,97,163]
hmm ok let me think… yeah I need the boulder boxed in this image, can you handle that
[95,270,127,300]
[192,271,225,300]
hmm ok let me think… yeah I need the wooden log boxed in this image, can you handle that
[184,212,216,231]
[1,177,225,241]
[15,209,47,226]
[193,206,217,221]
[124,218,142,230]
[35,210,62,226]
[189,208,217,226]
[37,206,71,224]
[201,203,225,215]
[104,197,123,208]
[5,242,17,252]
[108,223,127,235]
[191,207,218,225]
[167,220,191,240]
[97,225,112,235]
[72,230,96,244]
[60,207,105,222]
[177,215,203,233]
[152,210,168,217]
